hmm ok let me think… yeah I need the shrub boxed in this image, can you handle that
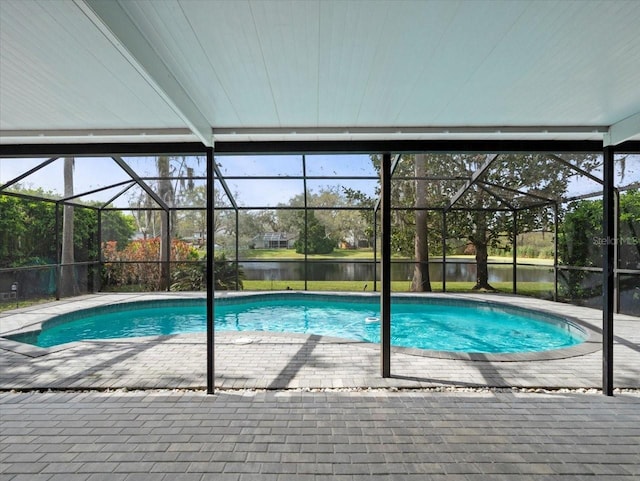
[102,238,197,291]
[170,253,244,291]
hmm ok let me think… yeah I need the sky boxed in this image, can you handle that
[1,154,638,209]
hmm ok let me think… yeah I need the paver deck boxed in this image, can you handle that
[1,293,639,479]
[1,389,639,480]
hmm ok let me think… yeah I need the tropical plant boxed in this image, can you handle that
[170,253,244,291]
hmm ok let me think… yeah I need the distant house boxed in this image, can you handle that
[340,234,372,249]
[251,232,297,249]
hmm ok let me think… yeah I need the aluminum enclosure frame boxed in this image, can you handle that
[2,139,639,396]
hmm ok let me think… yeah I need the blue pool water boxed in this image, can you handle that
[10,295,586,353]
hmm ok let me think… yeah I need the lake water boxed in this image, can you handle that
[239,259,554,283]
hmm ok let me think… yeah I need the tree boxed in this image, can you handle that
[558,189,640,298]
[411,154,431,291]
[60,157,78,297]
[0,188,134,269]
[558,198,601,298]
[277,187,371,249]
[0,195,26,266]
[437,153,600,290]
[157,156,173,290]
[293,211,335,254]
[126,155,205,287]
[353,153,600,292]
[619,189,640,269]
[100,209,136,248]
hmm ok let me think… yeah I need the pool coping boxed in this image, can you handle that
[0,291,605,361]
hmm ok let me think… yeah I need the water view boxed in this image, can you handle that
[240,259,554,283]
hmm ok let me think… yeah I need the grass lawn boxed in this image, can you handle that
[241,249,554,265]
[447,255,554,266]
[242,280,554,296]
[0,297,56,313]
[241,248,376,260]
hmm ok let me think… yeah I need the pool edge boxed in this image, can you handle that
[0,291,605,361]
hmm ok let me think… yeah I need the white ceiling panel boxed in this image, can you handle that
[0,0,184,132]
[178,0,282,125]
[1,0,639,145]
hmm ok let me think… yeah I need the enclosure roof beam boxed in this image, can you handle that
[0,189,58,204]
[212,162,238,210]
[60,179,134,203]
[478,184,515,210]
[548,154,603,185]
[514,201,555,211]
[77,0,213,147]
[112,156,169,211]
[445,153,500,211]
[390,154,402,177]
[0,157,58,192]
[100,181,137,209]
[479,180,557,203]
[392,176,470,181]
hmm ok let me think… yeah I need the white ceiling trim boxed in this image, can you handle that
[75,0,213,146]
[211,126,609,143]
[0,128,198,145]
[604,112,640,147]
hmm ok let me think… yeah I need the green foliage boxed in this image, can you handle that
[546,190,639,299]
[169,253,244,291]
[170,262,206,291]
[619,189,640,270]
[0,192,136,268]
[359,153,601,289]
[558,199,602,268]
[100,210,136,248]
[213,253,245,290]
[555,193,637,300]
[292,211,335,254]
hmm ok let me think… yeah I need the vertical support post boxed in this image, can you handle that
[380,153,392,378]
[373,209,378,292]
[553,203,559,302]
[512,210,517,294]
[442,210,447,292]
[614,190,620,313]
[55,202,61,300]
[206,147,215,395]
[235,209,240,290]
[602,145,615,396]
[302,155,308,291]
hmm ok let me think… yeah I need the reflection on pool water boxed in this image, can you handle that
[9,294,586,353]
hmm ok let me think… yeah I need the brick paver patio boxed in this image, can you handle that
[1,293,639,479]
[1,389,639,480]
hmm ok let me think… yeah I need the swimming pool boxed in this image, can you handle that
[9,294,587,354]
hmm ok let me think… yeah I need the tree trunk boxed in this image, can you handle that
[472,215,495,291]
[60,157,77,297]
[157,156,173,290]
[411,154,431,292]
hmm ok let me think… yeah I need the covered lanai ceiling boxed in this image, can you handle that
[1,0,640,147]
